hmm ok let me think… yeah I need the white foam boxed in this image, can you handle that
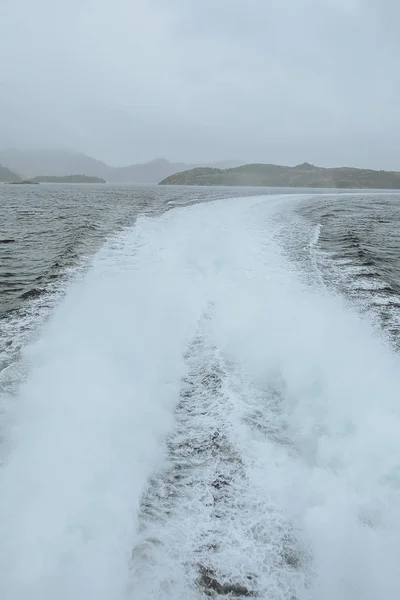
[0,212,211,599]
[1,195,400,599]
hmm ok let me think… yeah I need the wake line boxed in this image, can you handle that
[1,194,400,599]
[130,307,309,599]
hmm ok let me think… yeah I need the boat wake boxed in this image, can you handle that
[1,195,400,599]
[131,306,310,599]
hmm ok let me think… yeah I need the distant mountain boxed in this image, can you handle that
[31,175,106,183]
[0,164,21,182]
[0,149,245,184]
[113,158,192,183]
[159,162,400,189]
[113,159,245,183]
[0,149,108,180]
[209,160,245,169]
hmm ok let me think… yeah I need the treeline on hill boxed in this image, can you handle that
[159,162,400,189]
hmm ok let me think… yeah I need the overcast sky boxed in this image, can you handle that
[1,0,399,168]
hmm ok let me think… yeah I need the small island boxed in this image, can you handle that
[7,180,39,185]
[159,162,400,189]
[30,175,106,184]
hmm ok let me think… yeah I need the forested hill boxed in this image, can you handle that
[159,162,400,189]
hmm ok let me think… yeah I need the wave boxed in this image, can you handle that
[307,219,400,349]
[1,195,400,599]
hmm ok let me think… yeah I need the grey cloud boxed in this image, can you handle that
[1,0,399,168]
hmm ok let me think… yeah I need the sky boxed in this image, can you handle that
[1,0,399,168]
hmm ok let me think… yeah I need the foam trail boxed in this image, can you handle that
[207,199,400,599]
[0,215,210,599]
[1,195,400,600]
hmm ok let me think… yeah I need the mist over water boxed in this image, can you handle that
[1,190,400,598]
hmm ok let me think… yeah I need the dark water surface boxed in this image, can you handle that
[296,192,400,347]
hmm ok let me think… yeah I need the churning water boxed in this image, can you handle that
[1,184,400,599]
